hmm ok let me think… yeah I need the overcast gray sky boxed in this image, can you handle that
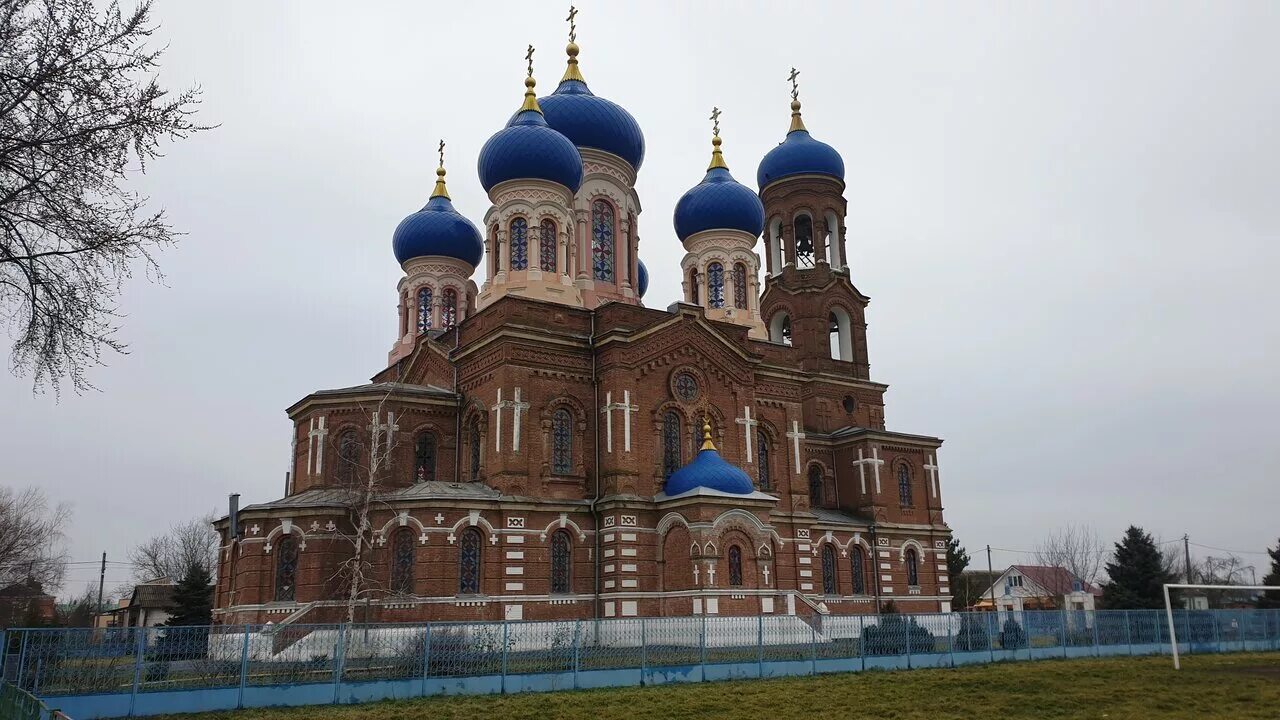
[3,1,1278,598]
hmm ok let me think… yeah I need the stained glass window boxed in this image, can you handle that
[459,527,482,594]
[592,200,614,282]
[337,431,359,485]
[822,544,836,595]
[707,262,725,308]
[662,411,682,479]
[469,423,480,481]
[795,215,814,268]
[414,433,436,483]
[275,536,298,602]
[898,463,913,506]
[728,545,743,587]
[391,527,414,595]
[757,430,770,490]
[906,548,919,586]
[674,372,698,402]
[416,286,433,333]
[552,408,573,475]
[442,288,458,328]
[550,530,572,594]
[733,263,748,309]
[540,219,557,273]
[808,465,823,508]
[509,217,528,270]
[851,549,866,594]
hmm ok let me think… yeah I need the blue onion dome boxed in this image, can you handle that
[478,72,583,193]
[392,159,483,267]
[537,41,645,171]
[673,132,765,241]
[665,419,755,496]
[636,259,649,298]
[756,98,845,191]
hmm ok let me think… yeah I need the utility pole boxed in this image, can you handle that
[1183,534,1193,584]
[94,552,106,629]
[986,544,997,611]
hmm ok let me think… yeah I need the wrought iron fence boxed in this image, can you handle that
[0,680,61,720]
[2,609,1277,717]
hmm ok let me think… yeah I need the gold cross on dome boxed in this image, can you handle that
[788,67,800,100]
[437,139,445,167]
[525,44,535,77]
[567,5,578,43]
[709,106,721,136]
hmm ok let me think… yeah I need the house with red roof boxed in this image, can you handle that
[972,565,1102,614]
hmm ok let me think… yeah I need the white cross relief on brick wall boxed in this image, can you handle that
[736,406,758,463]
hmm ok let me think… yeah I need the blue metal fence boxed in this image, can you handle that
[2,609,1278,719]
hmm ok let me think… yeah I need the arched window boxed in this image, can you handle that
[821,544,836,595]
[458,527,482,594]
[906,548,919,586]
[707,262,725,308]
[509,217,529,270]
[829,308,853,361]
[414,432,436,483]
[336,430,359,485]
[662,411,682,479]
[416,286,433,333]
[491,224,500,274]
[591,200,614,281]
[769,312,792,345]
[768,216,783,273]
[274,536,298,601]
[851,548,866,594]
[728,545,743,587]
[733,263,748,309]
[757,430,771,490]
[468,423,481,481]
[795,215,815,268]
[898,462,913,506]
[550,530,572,594]
[441,288,458,329]
[539,219,557,273]
[551,408,573,475]
[688,268,699,304]
[391,527,415,595]
[808,465,823,508]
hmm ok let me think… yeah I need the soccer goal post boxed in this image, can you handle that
[1163,583,1280,669]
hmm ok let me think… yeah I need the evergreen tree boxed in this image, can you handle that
[164,564,213,627]
[946,537,971,580]
[1258,538,1280,610]
[1101,526,1176,609]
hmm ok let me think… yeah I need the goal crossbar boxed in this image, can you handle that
[1163,583,1280,669]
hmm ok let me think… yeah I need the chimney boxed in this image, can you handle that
[228,493,240,539]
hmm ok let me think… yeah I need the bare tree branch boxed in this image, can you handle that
[1034,524,1106,597]
[0,485,70,589]
[126,513,218,581]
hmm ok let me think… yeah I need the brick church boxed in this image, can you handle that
[213,19,954,625]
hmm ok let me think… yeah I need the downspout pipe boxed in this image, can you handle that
[589,312,602,619]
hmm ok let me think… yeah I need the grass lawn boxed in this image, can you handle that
[155,652,1280,720]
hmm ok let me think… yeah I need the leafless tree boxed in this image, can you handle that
[127,513,218,581]
[1034,524,1106,596]
[0,486,70,588]
[1,0,210,394]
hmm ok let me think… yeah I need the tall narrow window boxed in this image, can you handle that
[795,215,814,268]
[391,527,415,595]
[441,288,458,328]
[851,548,866,594]
[906,548,919,586]
[552,408,573,475]
[416,286,433,333]
[662,411,682,479]
[689,268,699,304]
[274,536,298,601]
[822,545,836,595]
[550,530,572,594]
[592,200,614,281]
[733,263,748,310]
[509,217,528,270]
[707,262,725,308]
[728,545,743,587]
[898,463,913,506]
[808,465,823,508]
[414,433,437,483]
[539,219,557,272]
[336,430,359,485]
[458,528,482,594]
[468,423,481,481]
[757,430,771,490]
[491,224,500,274]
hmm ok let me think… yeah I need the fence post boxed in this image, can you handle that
[859,614,866,672]
[947,613,955,668]
[572,620,580,690]
[1211,609,1221,653]
[16,630,29,690]
[1091,610,1100,657]
[501,621,510,693]
[1060,608,1068,658]
[640,617,647,685]
[332,624,346,706]
[129,626,145,717]
[0,629,6,681]
[756,614,764,678]
[420,623,431,697]
[1123,610,1132,656]
[986,612,995,664]
[809,618,817,676]
[700,613,707,680]
[237,625,250,709]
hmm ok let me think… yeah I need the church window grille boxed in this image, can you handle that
[662,411,682,479]
[540,219,557,273]
[414,432,436,483]
[906,548,919,586]
[707,262,725,308]
[795,215,815,268]
[851,548,866,594]
[469,423,481,481]
[822,545,837,595]
[509,217,528,270]
[674,372,698,402]
[757,430,771,490]
[808,465,823,508]
[274,536,298,602]
[552,409,573,475]
[592,200,614,282]
[336,430,359,485]
[733,263,748,309]
[441,289,458,328]
[416,286,433,333]
[459,527,482,594]
[391,527,414,595]
[550,530,572,593]
[728,545,743,587]
[898,463,913,506]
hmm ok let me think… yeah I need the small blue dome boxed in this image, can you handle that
[539,79,645,171]
[392,194,483,267]
[673,166,765,241]
[756,129,845,190]
[478,109,583,193]
[665,443,756,496]
[636,259,649,298]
